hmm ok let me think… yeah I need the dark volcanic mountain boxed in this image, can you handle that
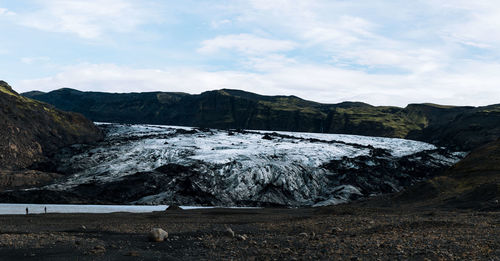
[24,88,500,150]
[387,138,500,210]
[0,81,103,189]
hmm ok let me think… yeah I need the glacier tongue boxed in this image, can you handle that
[40,123,465,207]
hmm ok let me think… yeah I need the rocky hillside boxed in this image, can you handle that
[0,81,103,188]
[379,138,500,210]
[24,88,500,150]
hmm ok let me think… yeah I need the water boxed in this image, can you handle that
[0,204,255,215]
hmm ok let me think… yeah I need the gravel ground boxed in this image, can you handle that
[0,205,498,260]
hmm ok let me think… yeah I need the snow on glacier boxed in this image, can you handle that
[53,123,432,187]
[45,123,463,206]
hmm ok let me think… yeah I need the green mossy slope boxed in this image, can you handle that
[390,139,500,210]
[1,81,103,170]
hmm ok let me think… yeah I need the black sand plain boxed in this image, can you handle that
[0,204,498,260]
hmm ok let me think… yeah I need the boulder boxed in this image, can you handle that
[148,228,168,242]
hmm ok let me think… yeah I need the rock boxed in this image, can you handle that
[165,204,182,211]
[149,228,168,242]
[331,227,343,234]
[94,245,105,251]
[225,227,235,237]
[262,134,273,140]
[235,234,247,241]
[89,245,106,254]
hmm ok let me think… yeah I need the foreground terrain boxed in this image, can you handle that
[0,205,498,260]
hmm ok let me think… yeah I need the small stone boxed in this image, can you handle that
[225,227,235,238]
[235,234,247,241]
[148,228,168,242]
[90,245,106,254]
[94,245,105,251]
[81,225,87,231]
[331,227,343,234]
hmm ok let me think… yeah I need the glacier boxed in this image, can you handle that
[7,123,466,207]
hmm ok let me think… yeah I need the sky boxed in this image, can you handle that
[1,0,500,106]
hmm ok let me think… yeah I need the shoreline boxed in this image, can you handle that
[0,205,498,260]
[0,203,263,215]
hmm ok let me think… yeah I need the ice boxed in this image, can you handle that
[41,123,464,206]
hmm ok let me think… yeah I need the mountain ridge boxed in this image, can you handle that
[23,88,500,150]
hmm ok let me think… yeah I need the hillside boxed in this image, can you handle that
[24,88,500,150]
[385,139,500,210]
[0,81,103,189]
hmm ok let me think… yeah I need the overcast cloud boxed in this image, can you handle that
[1,0,500,106]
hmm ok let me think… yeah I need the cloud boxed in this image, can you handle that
[5,0,500,108]
[210,19,231,29]
[339,48,447,74]
[21,56,50,65]
[242,55,297,72]
[14,62,500,107]
[442,3,500,49]
[198,34,297,55]
[15,0,160,39]
[0,8,15,16]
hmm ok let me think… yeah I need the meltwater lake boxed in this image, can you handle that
[0,204,244,215]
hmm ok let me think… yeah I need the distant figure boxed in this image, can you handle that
[26,207,28,215]
[44,207,47,214]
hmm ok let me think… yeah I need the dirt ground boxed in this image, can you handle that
[0,205,498,260]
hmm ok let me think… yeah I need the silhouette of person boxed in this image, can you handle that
[44,207,47,214]
[26,207,28,215]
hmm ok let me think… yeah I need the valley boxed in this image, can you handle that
[1,81,499,260]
